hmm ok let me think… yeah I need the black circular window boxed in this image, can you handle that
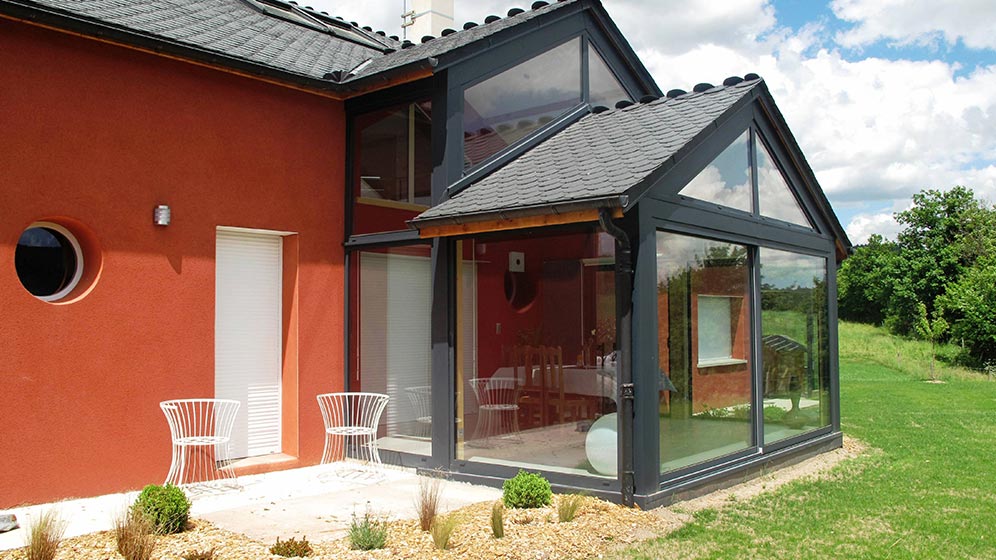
[15,223,83,300]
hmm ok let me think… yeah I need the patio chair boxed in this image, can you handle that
[469,376,521,446]
[316,392,390,470]
[405,385,433,439]
[159,399,241,487]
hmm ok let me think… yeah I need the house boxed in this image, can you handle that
[0,0,850,510]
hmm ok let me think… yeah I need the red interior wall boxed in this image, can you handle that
[0,20,346,506]
[470,233,593,378]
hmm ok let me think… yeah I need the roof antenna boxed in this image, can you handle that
[401,0,414,40]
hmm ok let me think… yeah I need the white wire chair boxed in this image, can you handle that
[159,399,241,487]
[469,377,521,446]
[405,386,433,439]
[316,392,390,470]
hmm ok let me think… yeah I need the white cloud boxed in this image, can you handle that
[831,0,996,50]
[845,212,902,244]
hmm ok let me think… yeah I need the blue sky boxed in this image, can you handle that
[310,0,996,243]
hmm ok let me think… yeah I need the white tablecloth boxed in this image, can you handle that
[491,364,617,399]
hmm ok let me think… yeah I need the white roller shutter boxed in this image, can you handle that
[359,252,431,435]
[215,229,283,459]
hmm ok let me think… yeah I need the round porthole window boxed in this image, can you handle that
[14,222,84,301]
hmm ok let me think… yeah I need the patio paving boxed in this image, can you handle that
[0,463,501,551]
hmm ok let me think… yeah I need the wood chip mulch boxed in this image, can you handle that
[0,497,683,560]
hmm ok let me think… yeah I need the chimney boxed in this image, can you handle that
[404,0,454,40]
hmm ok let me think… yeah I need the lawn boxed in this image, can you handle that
[614,321,996,559]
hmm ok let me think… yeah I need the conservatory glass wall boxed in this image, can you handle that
[455,228,618,478]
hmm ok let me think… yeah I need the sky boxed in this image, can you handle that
[307,0,996,244]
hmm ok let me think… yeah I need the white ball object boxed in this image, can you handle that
[584,413,618,476]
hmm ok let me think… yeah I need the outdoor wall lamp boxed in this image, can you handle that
[154,204,171,226]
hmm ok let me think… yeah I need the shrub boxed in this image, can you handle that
[348,509,387,551]
[414,473,443,532]
[134,484,191,534]
[502,470,552,508]
[114,507,156,560]
[24,509,66,560]
[430,515,458,550]
[181,547,216,560]
[490,501,504,539]
[270,537,313,557]
[557,494,584,522]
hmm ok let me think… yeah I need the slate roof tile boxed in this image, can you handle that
[414,78,761,224]
[11,0,577,84]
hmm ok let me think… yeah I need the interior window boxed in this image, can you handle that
[588,44,629,108]
[463,38,581,170]
[757,139,812,228]
[352,100,432,235]
[679,131,752,213]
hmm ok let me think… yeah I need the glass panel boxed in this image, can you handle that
[757,139,812,227]
[463,38,581,170]
[588,44,629,108]
[760,248,829,443]
[15,226,77,297]
[657,232,752,475]
[679,131,752,213]
[350,245,433,456]
[456,229,617,478]
[352,100,432,235]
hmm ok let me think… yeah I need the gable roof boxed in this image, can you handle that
[0,0,655,96]
[411,76,852,253]
[414,78,761,223]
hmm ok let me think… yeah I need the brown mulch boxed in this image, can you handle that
[0,497,683,560]
[2,436,866,560]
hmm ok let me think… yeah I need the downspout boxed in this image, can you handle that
[598,208,635,506]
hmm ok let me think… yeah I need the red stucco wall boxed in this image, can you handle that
[0,19,346,506]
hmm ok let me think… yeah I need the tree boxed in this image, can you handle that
[887,187,989,335]
[937,257,996,367]
[837,234,899,324]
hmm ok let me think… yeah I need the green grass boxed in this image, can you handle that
[614,321,996,559]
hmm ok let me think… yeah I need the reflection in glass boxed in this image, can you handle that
[679,131,752,213]
[657,232,753,474]
[760,248,829,443]
[463,38,581,169]
[456,230,617,478]
[757,140,811,227]
[588,44,629,108]
[352,100,432,234]
[351,245,433,456]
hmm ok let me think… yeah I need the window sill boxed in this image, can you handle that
[697,358,748,369]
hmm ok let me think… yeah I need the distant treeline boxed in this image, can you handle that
[838,186,996,367]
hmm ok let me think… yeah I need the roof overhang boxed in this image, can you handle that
[413,197,626,238]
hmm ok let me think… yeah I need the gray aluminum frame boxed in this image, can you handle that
[342,3,843,505]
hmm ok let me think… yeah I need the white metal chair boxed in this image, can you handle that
[159,399,240,487]
[316,392,390,470]
[405,386,433,439]
[469,377,521,446]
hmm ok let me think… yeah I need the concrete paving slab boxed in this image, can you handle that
[0,462,501,551]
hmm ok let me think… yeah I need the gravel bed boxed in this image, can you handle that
[0,497,681,560]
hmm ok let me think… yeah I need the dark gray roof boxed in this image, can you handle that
[413,78,762,225]
[3,0,579,86]
[348,1,575,81]
[9,0,388,80]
